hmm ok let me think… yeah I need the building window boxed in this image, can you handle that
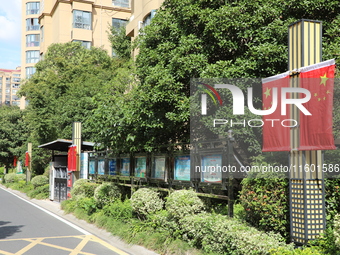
[26,67,36,78]
[73,40,91,49]
[73,10,91,30]
[12,78,21,83]
[26,18,39,31]
[12,101,20,106]
[26,51,40,64]
[143,10,157,28]
[26,2,40,15]
[26,34,40,47]
[112,18,127,30]
[12,84,20,89]
[112,0,129,8]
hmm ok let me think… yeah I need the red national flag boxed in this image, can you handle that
[13,156,17,167]
[299,59,336,150]
[262,72,291,152]
[25,152,30,167]
[68,145,77,171]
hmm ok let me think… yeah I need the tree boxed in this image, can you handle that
[19,42,127,172]
[0,106,28,169]
[131,0,340,157]
[19,42,122,144]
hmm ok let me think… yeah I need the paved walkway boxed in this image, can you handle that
[0,185,159,255]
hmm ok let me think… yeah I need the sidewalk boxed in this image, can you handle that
[1,185,159,255]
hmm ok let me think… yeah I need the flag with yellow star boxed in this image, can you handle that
[299,59,336,150]
[262,71,291,152]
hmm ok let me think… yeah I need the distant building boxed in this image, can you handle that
[0,67,22,107]
[20,0,131,108]
[126,0,164,58]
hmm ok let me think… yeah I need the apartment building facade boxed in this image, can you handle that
[0,68,21,107]
[21,0,131,108]
[126,0,164,58]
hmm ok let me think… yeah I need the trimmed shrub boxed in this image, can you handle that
[70,181,98,200]
[180,213,293,255]
[28,184,49,199]
[270,247,323,254]
[334,214,340,249]
[4,173,18,183]
[73,178,90,188]
[94,182,121,207]
[130,188,164,217]
[102,199,133,221]
[17,174,26,182]
[166,189,204,219]
[31,175,49,188]
[239,173,289,240]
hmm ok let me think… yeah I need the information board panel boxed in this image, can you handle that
[108,159,117,175]
[120,157,130,176]
[174,155,190,181]
[89,160,96,175]
[135,156,147,178]
[152,156,166,180]
[98,159,105,175]
[201,154,222,183]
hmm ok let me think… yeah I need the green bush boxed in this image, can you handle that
[28,184,49,199]
[131,188,164,217]
[70,181,98,200]
[309,227,339,255]
[180,213,293,255]
[76,197,97,215]
[94,182,121,207]
[166,189,204,220]
[31,175,49,188]
[239,172,289,240]
[73,178,90,188]
[4,173,18,183]
[270,247,322,254]
[17,174,26,182]
[102,199,133,221]
[335,214,340,249]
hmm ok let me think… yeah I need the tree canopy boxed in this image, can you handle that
[0,106,28,168]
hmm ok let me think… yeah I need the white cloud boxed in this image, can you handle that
[0,0,21,42]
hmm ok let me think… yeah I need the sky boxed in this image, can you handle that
[0,0,22,70]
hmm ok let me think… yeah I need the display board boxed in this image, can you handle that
[98,159,105,175]
[174,155,190,181]
[89,160,96,175]
[120,157,130,176]
[108,159,117,175]
[200,154,222,183]
[152,156,166,180]
[135,156,147,178]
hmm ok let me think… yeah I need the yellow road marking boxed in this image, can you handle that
[15,238,44,255]
[37,240,95,255]
[0,235,129,255]
[69,235,92,255]
[89,235,130,255]
[0,249,14,255]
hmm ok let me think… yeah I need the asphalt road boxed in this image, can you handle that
[0,187,128,255]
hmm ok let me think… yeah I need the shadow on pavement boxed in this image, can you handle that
[0,221,23,239]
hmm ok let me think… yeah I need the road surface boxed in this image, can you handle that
[0,187,129,255]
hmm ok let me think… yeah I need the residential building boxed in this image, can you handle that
[21,0,131,108]
[0,67,22,107]
[126,0,164,58]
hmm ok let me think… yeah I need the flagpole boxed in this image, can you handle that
[288,19,326,244]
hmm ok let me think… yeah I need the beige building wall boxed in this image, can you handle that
[39,0,131,56]
[126,0,164,58]
[0,68,21,107]
[20,0,131,109]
